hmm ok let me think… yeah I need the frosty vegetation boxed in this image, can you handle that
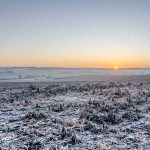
[0,81,150,150]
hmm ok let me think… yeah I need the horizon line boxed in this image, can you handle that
[0,66,150,69]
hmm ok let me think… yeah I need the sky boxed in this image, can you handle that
[0,0,150,68]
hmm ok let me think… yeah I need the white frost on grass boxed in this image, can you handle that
[0,81,150,149]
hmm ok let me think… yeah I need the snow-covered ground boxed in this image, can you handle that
[0,81,150,150]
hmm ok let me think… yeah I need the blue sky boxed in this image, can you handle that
[0,0,150,67]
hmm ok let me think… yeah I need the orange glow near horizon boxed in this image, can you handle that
[0,49,150,68]
[0,57,150,68]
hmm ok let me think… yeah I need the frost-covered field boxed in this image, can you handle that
[0,81,150,150]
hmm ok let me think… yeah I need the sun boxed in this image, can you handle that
[114,66,119,70]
